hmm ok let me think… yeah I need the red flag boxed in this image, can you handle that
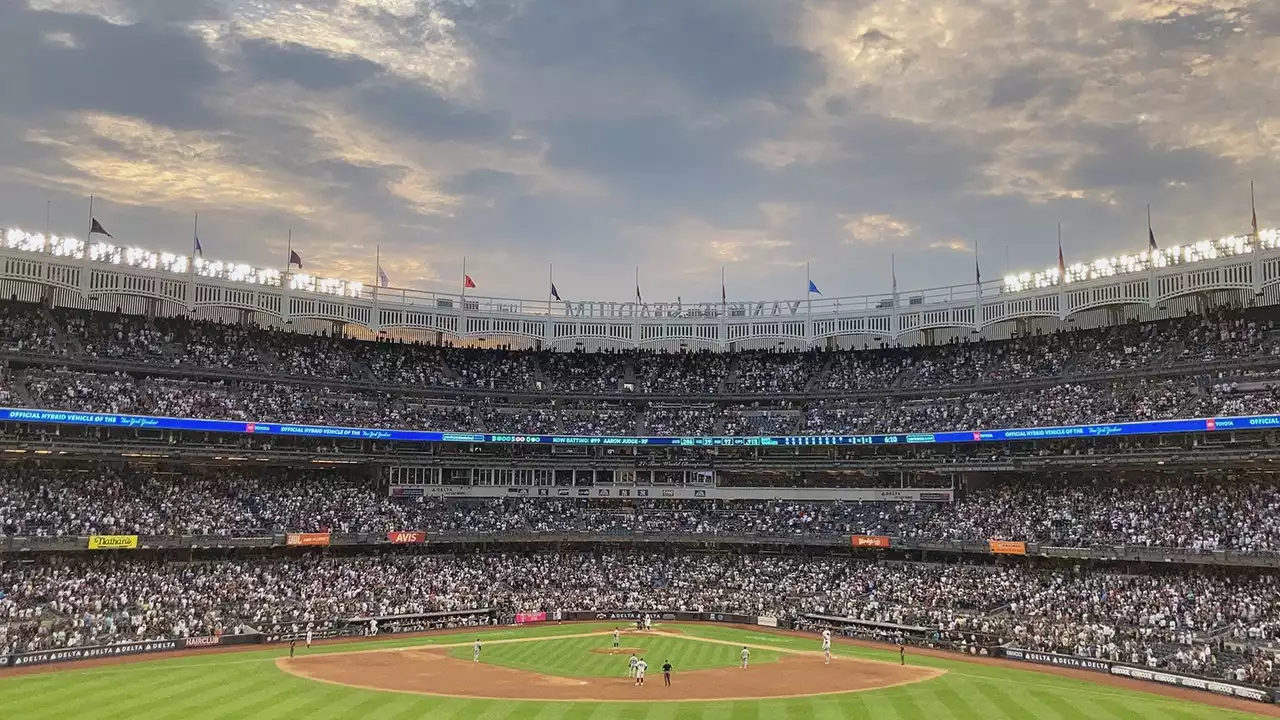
[464,275,476,289]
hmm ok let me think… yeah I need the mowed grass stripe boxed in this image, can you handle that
[3,623,1275,719]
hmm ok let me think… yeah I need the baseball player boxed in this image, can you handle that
[643,614,652,631]
[822,628,832,664]
[662,660,672,686]
[899,643,906,666]
[473,639,482,662]
[740,646,750,669]
[634,658,648,686]
[305,629,313,649]
[289,638,296,658]
[612,628,620,652]
[628,652,639,678]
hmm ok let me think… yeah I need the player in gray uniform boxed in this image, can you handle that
[740,646,750,669]
[473,639,482,662]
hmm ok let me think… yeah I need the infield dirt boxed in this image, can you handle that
[278,641,940,701]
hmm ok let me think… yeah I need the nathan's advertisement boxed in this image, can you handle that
[87,535,138,550]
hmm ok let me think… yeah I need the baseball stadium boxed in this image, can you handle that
[1,219,1280,720]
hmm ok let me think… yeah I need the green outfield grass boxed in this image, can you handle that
[0,622,1272,719]
[447,632,781,676]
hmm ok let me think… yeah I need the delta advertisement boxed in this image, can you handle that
[0,634,256,669]
[87,535,138,550]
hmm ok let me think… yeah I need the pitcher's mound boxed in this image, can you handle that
[279,648,943,701]
[589,647,644,656]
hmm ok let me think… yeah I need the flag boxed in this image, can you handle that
[1253,208,1259,237]
[90,218,111,238]
[464,274,476,289]
[1057,243,1065,278]
[194,236,203,258]
[975,259,981,284]
[377,266,389,288]
[289,250,303,269]
[635,284,642,303]
[721,281,726,304]
[807,280,821,295]
[1148,227,1158,251]
[891,254,898,296]
[550,283,561,301]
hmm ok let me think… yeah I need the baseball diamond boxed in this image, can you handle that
[1,623,1277,718]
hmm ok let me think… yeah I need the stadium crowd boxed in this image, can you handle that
[2,552,1278,686]
[0,302,1268,397]
[3,468,1280,556]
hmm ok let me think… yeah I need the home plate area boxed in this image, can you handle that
[276,631,943,702]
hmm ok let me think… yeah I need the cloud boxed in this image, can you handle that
[239,38,384,91]
[842,213,914,245]
[1,0,1279,306]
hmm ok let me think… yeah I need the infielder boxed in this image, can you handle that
[612,628,620,651]
[662,660,672,686]
[634,658,648,686]
[628,652,639,678]
[822,628,832,664]
[473,639,482,662]
[740,646,750,669]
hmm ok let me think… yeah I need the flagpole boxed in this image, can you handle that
[188,213,198,312]
[721,266,726,309]
[1147,204,1157,308]
[462,255,467,303]
[548,262,553,316]
[82,195,94,297]
[1252,181,1263,297]
[806,262,812,316]
[286,228,292,270]
[891,253,899,335]
[45,201,50,239]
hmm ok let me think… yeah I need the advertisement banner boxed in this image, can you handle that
[386,531,426,544]
[1001,648,1110,673]
[1110,665,1274,704]
[989,540,1027,555]
[87,535,138,550]
[562,610,755,625]
[286,532,331,547]
[515,611,547,624]
[851,535,891,549]
[757,616,778,628]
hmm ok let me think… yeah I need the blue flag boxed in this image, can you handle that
[807,280,821,295]
[194,236,203,258]
[551,283,561,301]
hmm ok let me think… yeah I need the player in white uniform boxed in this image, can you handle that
[643,614,652,631]
[305,629,313,649]
[628,653,639,678]
[822,629,832,664]
[740,646,750,669]
[612,628,621,652]
[473,639,482,662]
[634,658,648,686]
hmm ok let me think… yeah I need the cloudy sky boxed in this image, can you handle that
[1,0,1278,304]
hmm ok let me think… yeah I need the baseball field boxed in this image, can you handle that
[1,622,1275,719]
